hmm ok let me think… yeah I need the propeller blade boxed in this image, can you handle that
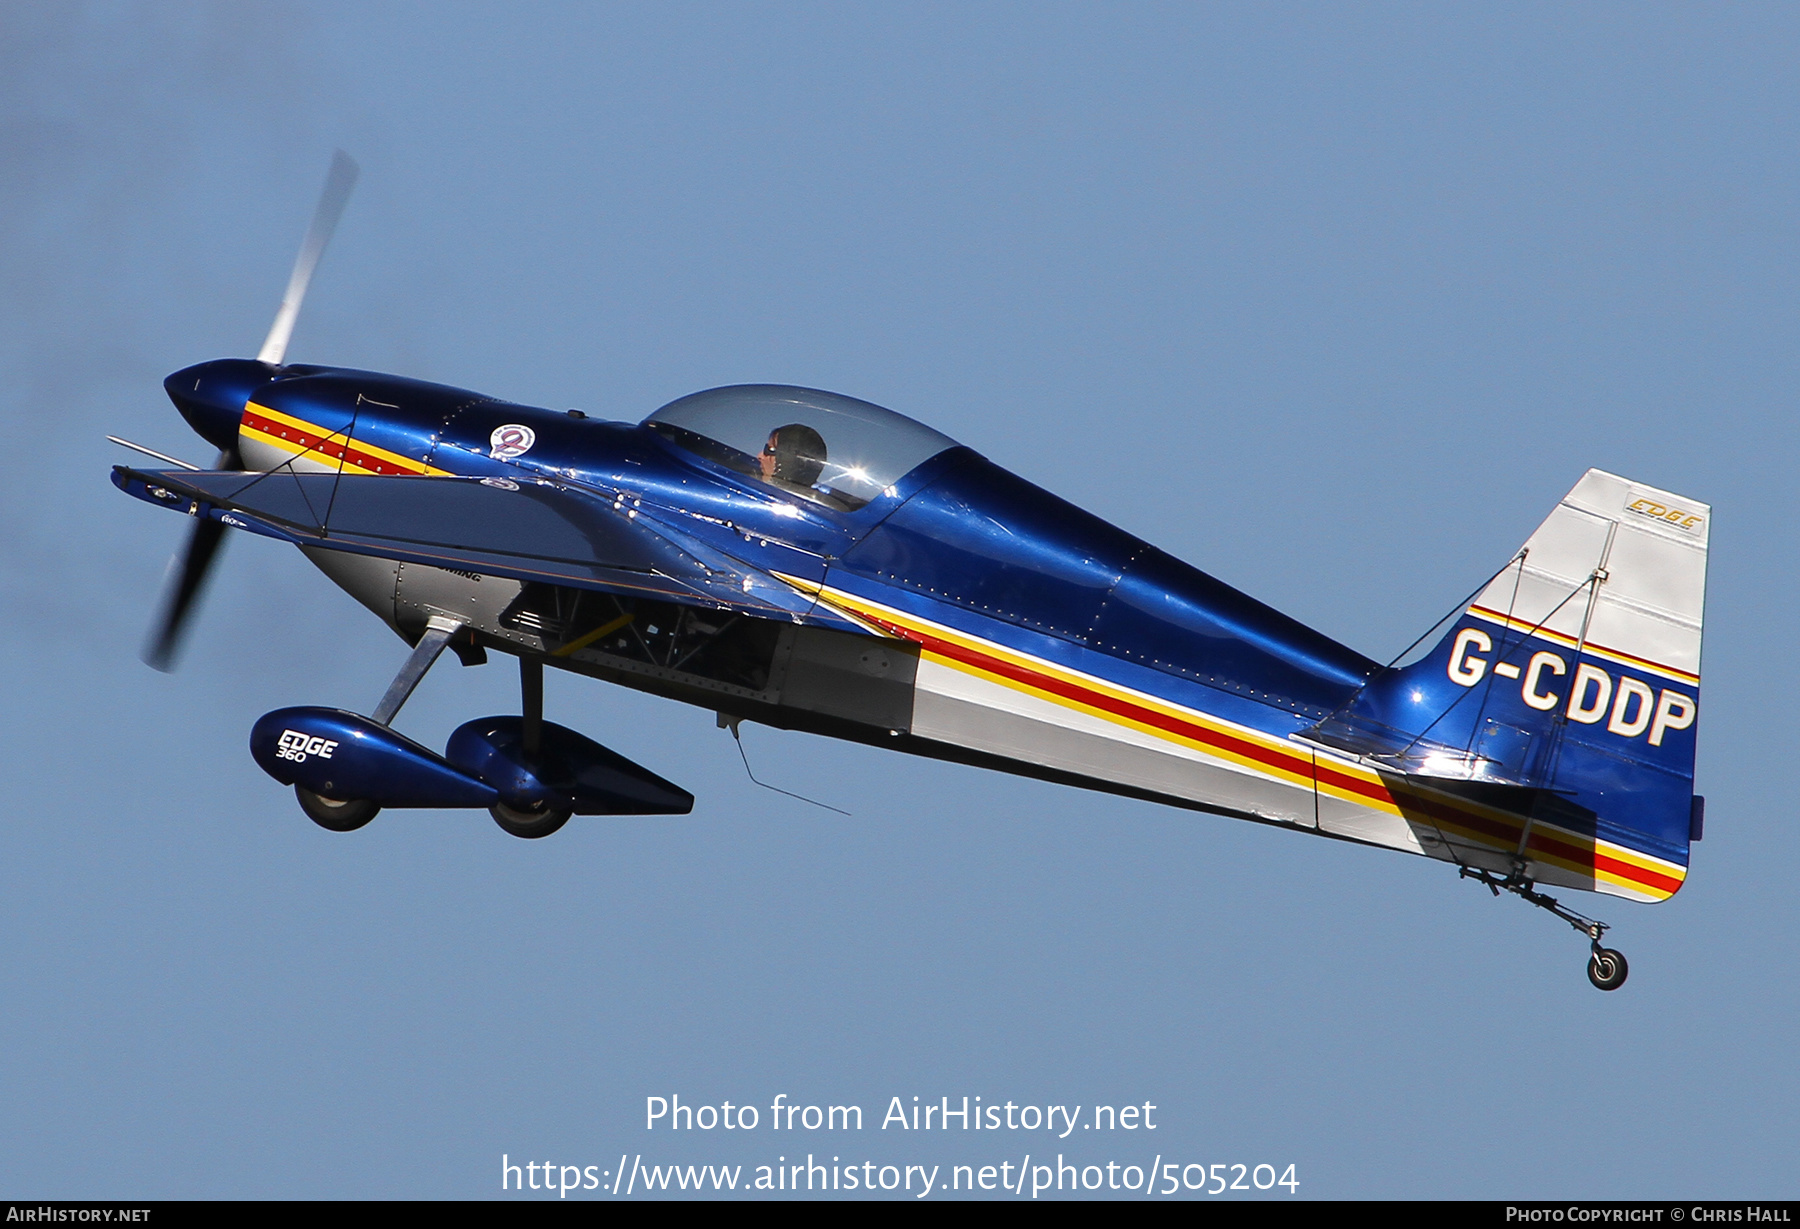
[256,149,359,367]
[142,515,228,672]
[141,447,240,671]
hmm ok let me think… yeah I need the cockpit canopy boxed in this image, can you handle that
[644,384,959,511]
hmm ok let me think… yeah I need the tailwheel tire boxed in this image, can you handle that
[1587,946,1629,991]
[296,785,379,833]
[490,798,572,840]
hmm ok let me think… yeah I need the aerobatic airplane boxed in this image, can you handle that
[112,154,1708,989]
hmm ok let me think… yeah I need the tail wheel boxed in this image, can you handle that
[490,799,571,840]
[296,785,379,832]
[1587,947,1629,991]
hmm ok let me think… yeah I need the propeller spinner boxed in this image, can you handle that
[141,150,360,671]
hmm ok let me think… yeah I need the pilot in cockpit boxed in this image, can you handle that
[758,423,828,494]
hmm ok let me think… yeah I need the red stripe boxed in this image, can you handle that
[856,608,1373,795]
[1592,852,1683,894]
[241,409,417,476]
[1389,785,1683,894]
[846,600,1683,896]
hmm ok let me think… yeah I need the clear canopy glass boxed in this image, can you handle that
[645,385,958,511]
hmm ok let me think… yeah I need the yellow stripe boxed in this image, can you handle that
[245,402,453,476]
[922,644,1321,790]
[1422,806,1682,899]
[791,575,1687,897]
[1377,771,1684,898]
[788,574,1389,800]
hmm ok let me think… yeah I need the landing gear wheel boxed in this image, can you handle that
[296,785,379,832]
[1588,946,1629,991]
[490,799,571,840]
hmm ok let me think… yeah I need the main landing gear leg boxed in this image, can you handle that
[1460,867,1629,991]
[372,615,466,725]
[520,655,543,761]
[487,655,569,840]
[295,615,466,832]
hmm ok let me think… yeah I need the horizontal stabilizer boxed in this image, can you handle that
[1392,775,1597,835]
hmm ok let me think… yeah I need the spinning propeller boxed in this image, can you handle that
[256,150,359,369]
[141,151,359,671]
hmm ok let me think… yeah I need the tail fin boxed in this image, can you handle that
[1308,470,1708,900]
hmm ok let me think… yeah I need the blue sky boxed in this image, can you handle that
[2,2,1795,1198]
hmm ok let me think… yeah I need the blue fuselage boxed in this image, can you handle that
[170,357,1378,744]
[137,356,1696,905]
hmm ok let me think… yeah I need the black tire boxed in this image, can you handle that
[1587,947,1629,991]
[490,798,571,840]
[296,785,379,833]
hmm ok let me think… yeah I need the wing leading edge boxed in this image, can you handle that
[112,466,849,627]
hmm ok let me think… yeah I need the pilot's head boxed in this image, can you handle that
[759,423,827,487]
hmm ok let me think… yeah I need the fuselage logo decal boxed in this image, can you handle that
[490,424,536,460]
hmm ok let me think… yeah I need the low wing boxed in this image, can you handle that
[113,466,844,625]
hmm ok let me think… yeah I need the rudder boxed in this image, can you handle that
[1307,470,1708,900]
